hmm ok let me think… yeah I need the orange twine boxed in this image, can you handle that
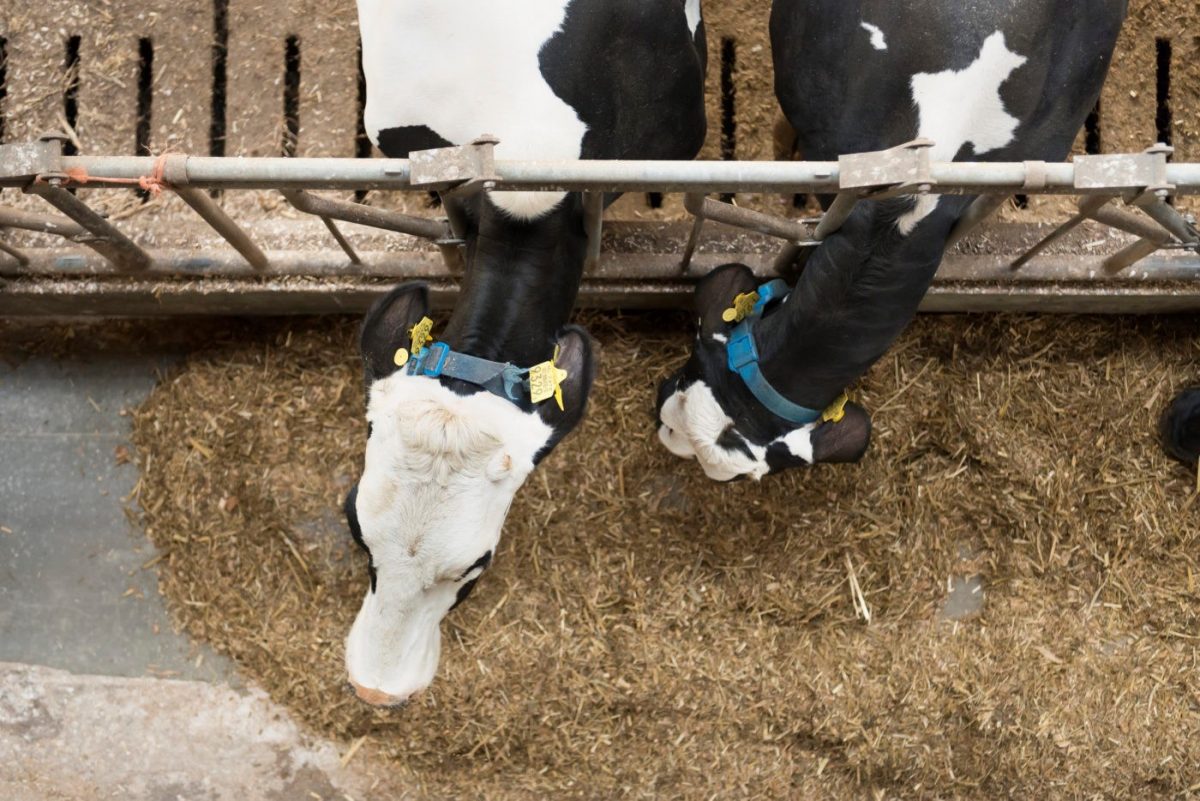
[53,151,174,195]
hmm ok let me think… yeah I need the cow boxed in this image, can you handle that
[1162,388,1200,467]
[344,0,708,706]
[656,0,1128,481]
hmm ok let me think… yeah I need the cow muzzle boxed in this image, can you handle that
[348,678,410,708]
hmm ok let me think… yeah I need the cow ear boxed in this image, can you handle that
[360,283,430,383]
[535,325,597,450]
[1160,386,1200,465]
[810,402,872,464]
[694,263,759,339]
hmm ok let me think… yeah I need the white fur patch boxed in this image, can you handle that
[860,21,887,50]
[357,0,586,219]
[776,425,816,464]
[898,31,1027,234]
[345,373,553,701]
[657,381,768,481]
[658,381,827,481]
[685,0,702,36]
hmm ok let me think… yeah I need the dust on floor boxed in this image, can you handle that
[130,311,1200,799]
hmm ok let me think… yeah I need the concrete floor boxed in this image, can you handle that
[0,328,386,801]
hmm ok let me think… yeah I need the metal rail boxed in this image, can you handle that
[1,135,1198,315]
[0,153,1197,194]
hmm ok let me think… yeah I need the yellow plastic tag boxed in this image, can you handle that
[721,291,760,324]
[409,317,434,353]
[821,392,849,424]
[393,347,409,367]
[528,347,569,411]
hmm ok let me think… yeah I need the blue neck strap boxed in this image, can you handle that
[725,280,824,425]
[406,341,530,404]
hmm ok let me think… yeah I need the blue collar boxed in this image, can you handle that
[407,341,531,404]
[725,280,825,425]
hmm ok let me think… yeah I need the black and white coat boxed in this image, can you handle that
[658,0,1127,481]
[347,0,708,705]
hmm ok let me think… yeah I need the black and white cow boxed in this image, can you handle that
[657,0,1127,481]
[345,0,707,706]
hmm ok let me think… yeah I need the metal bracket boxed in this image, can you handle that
[839,138,936,197]
[0,137,65,184]
[409,135,500,195]
[1074,143,1173,193]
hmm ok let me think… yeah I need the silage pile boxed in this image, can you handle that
[131,312,1200,799]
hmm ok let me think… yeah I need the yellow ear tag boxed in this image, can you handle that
[528,346,569,411]
[393,347,409,367]
[409,317,434,354]
[721,291,760,324]
[821,392,849,424]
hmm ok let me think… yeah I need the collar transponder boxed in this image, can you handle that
[396,321,567,411]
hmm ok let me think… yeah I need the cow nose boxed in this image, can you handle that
[348,678,405,708]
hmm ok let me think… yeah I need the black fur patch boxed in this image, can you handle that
[715,424,754,460]
[451,578,480,611]
[1161,387,1200,465]
[460,550,493,579]
[375,125,452,159]
[538,0,707,162]
[343,485,376,593]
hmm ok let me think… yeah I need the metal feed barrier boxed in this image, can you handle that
[1,134,1198,315]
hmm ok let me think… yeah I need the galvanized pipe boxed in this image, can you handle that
[24,184,152,271]
[1135,197,1200,245]
[18,155,1198,194]
[1089,205,1173,243]
[174,186,270,270]
[7,247,1195,284]
[1012,194,1114,269]
[583,191,604,272]
[689,195,814,242]
[945,194,1010,250]
[813,192,858,240]
[7,268,1200,317]
[280,189,448,240]
[678,195,707,272]
[0,238,31,266]
[0,206,87,238]
[319,217,363,264]
[1104,238,1165,274]
[0,248,448,278]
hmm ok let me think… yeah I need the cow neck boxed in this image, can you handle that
[441,199,586,369]
[749,199,957,411]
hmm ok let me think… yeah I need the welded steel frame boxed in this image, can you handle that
[1,134,1198,315]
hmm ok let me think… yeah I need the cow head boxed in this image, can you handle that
[656,264,871,481]
[344,283,594,706]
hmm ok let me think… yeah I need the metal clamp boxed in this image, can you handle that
[838,138,936,197]
[1022,161,1048,191]
[0,136,65,184]
[1074,143,1174,194]
[409,135,500,195]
